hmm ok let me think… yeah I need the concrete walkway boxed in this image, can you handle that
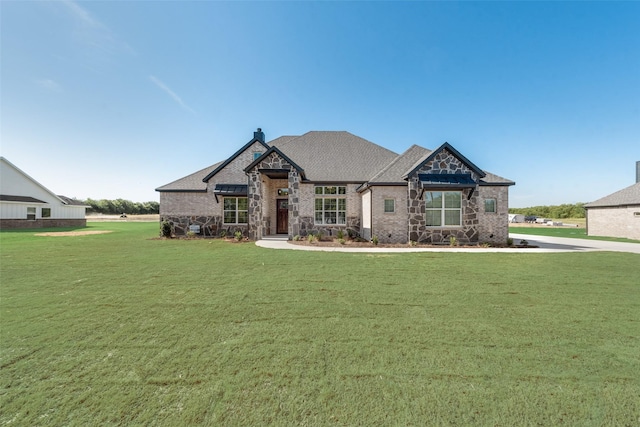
[256,234,640,254]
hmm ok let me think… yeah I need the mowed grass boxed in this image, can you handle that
[1,223,639,426]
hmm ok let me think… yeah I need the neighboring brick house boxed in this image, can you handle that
[584,163,640,240]
[0,157,87,229]
[156,129,515,244]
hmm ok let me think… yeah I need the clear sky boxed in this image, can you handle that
[1,1,638,207]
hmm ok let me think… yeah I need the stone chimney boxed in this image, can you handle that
[254,128,265,143]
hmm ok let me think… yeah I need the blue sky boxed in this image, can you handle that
[1,1,638,207]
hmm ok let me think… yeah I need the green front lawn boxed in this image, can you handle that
[1,223,639,425]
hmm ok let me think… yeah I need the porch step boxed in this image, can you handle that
[261,235,289,241]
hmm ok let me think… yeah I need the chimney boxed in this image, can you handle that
[636,161,640,184]
[254,128,265,143]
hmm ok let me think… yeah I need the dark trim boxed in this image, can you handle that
[155,189,207,193]
[203,137,270,182]
[0,195,47,203]
[479,181,516,187]
[402,142,486,179]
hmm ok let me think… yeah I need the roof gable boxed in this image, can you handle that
[402,142,486,179]
[368,144,431,184]
[0,157,69,205]
[156,161,222,192]
[244,146,306,179]
[202,137,270,182]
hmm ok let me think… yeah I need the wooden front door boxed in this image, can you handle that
[276,199,289,234]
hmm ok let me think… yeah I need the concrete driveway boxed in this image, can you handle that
[256,234,640,254]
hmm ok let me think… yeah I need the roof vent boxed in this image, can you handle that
[254,128,265,143]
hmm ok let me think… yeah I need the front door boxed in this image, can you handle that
[276,199,288,234]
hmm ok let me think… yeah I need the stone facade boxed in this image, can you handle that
[407,149,482,244]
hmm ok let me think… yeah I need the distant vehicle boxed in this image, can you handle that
[120,213,127,218]
[524,215,537,223]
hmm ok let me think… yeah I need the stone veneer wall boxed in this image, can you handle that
[407,149,481,244]
[247,151,297,240]
[477,186,510,244]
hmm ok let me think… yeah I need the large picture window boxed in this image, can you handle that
[223,197,248,224]
[425,191,462,227]
[315,186,346,225]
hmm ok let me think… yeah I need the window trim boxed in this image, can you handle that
[314,186,347,225]
[223,197,248,224]
[424,191,462,227]
[27,206,36,220]
[384,199,395,213]
[484,198,496,213]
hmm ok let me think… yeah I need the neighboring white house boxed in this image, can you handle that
[584,162,640,241]
[0,157,87,229]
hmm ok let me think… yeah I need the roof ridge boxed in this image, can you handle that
[368,144,426,182]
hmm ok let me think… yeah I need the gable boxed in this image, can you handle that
[202,138,270,183]
[244,146,305,179]
[0,157,67,205]
[402,142,486,180]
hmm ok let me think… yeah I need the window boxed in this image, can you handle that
[425,191,462,226]
[384,199,395,213]
[27,207,36,220]
[253,152,262,160]
[42,208,51,218]
[315,186,346,225]
[223,197,248,224]
[484,198,496,213]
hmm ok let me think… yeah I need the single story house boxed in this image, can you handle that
[0,157,87,229]
[156,130,515,244]
[584,163,640,240]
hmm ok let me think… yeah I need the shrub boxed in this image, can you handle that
[293,235,301,241]
[234,231,243,241]
[372,235,379,245]
[307,234,318,243]
[409,240,417,247]
[186,231,196,239]
[220,230,227,238]
[507,237,514,246]
[336,229,345,240]
[160,220,172,238]
[449,236,458,247]
[338,238,346,245]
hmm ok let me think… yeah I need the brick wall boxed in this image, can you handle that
[370,186,408,243]
[477,186,510,244]
[587,206,640,240]
[0,218,86,229]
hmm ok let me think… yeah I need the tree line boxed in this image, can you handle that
[84,198,159,215]
[509,203,585,219]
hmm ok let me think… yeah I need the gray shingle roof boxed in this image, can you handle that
[584,182,640,208]
[275,131,398,182]
[479,171,516,186]
[156,162,222,192]
[368,145,430,184]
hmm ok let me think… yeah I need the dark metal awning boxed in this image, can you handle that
[213,184,248,202]
[418,173,476,188]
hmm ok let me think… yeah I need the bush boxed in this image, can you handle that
[372,235,379,245]
[449,236,458,247]
[293,235,301,241]
[307,234,318,243]
[186,231,196,239]
[219,230,227,238]
[336,229,345,240]
[507,237,514,246]
[160,221,172,238]
[234,231,243,241]
[338,238,346,245]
